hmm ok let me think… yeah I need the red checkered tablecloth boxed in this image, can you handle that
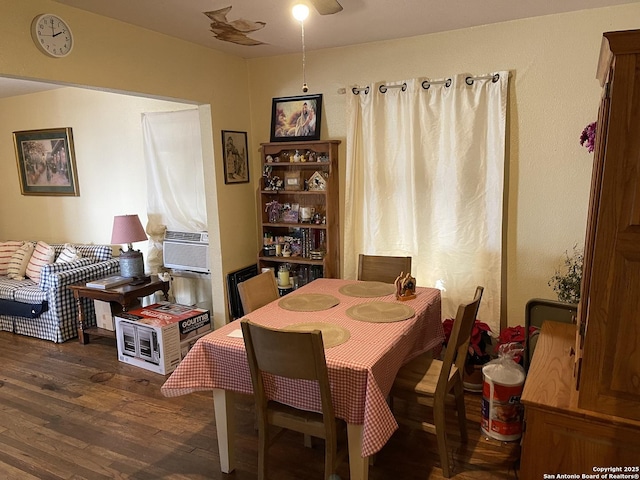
[161,278,443,457]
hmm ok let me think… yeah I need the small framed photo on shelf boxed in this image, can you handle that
[270,94,322,142]
[222,130,250,184]
[284,171,303,191]
[13,127,80,196]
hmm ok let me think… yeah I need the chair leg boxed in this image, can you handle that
[453,381,468,444]
[257,423,268,480]
[324,434,338,480]
[433,401,451,478]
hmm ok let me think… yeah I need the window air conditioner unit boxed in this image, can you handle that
[163,230,210,273]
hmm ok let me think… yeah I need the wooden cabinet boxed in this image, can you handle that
[258,140,340,283]
[520,323,640,479]
[576,30,640,419]
[520,29,640,477]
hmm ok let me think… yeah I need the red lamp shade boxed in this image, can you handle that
[111,214,147,248]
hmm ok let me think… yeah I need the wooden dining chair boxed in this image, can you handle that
[390,286,484,478]
[240,319,347,480]
[237,271,279,314]
[357,254,412,284]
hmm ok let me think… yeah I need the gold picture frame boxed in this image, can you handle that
[13,127,79,196]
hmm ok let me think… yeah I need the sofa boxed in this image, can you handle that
[0,242,120,343]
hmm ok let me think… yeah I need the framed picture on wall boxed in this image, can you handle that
[270,94,322,142]
[13,127,80,196]
[222,130,250,184]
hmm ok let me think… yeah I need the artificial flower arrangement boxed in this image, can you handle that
[442,317,493,366]
[580,121,597,153]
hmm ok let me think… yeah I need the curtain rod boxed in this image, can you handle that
[346,73,500,95]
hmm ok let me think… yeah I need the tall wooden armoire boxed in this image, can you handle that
[520,29,640,477]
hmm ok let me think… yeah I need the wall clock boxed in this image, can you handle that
[31,14,74,58]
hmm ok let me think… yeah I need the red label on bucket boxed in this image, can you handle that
[481,380,523,440]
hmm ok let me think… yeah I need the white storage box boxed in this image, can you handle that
[114,302,211,375]
[94,300,128,331]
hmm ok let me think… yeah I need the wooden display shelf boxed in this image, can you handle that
[258,255,324,266]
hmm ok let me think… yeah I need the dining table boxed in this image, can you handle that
[161,277,443,480]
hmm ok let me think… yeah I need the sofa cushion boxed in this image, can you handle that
[0,276,35,301]
[0,241,23,275]
[7,242,35,280]
[13,283,48,304]
[56,243,83,263]
[26,241,56,284]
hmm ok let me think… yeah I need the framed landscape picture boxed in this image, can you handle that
[222,130,250,184]
[270,94,322,142]
[13,127,80,196]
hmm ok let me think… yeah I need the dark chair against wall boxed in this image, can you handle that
[237,271,279,314]
[240,319,347,480]
[524,298,577,371]
[357,254,412,284]
[390,286,484,478]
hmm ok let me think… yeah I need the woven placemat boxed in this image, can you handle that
[278,293,340,312]
[338,282,396,298]
[285,322,351,348]
[345,302,415,323]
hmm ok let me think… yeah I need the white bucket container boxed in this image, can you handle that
[481,362,525,441]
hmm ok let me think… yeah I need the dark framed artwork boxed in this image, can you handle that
[13,127,80,196]
[270,94,322,142]
[222,130,250,184]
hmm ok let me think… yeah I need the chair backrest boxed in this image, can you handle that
[357,254,412,284]
[524,298,577,370]
[439,286,484,392]
[240,319,336,429]
[237,271,279,314]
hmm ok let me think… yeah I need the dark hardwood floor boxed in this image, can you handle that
[0,332,520,479]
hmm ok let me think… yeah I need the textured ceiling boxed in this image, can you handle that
[53,0,640,58]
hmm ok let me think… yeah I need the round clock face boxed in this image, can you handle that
[31,14,74,58]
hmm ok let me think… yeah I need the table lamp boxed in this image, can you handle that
[111,214,147,280]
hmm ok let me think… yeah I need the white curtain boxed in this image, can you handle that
[345,73,508,332]
[142,109,207,274]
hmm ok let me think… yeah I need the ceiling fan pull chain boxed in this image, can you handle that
[301,20,308,92]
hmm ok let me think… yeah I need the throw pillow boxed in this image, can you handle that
[56,243,83,263]
[26,241,56,284]
[0,241,23,275]
[7,242,35,280]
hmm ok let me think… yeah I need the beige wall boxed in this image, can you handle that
[2,0,639,329]
[0,87,192,243]
[247,4,640,326]
[0,0,258,327]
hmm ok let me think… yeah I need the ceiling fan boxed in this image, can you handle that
[310,0,343,15]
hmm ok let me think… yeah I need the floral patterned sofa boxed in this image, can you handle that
[0,242,119,343]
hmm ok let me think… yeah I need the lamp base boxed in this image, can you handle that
[119,250,145,279]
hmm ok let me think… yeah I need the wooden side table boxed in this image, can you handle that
[69,275,170,344]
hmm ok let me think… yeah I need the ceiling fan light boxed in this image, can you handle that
[292,4,310,22]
